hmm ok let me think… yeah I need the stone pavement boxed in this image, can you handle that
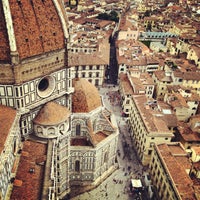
[71,85,147,200]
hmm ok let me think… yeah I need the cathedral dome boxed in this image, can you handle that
[33,102,71,138]
[0,0,68,63]
[34,101,70,126]
[72,78,102,113]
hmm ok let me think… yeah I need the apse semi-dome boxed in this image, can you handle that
[33,102,71,138]
[72,78,102,113]
[0,0,68,84]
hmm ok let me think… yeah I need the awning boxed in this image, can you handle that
[131,179,142,188]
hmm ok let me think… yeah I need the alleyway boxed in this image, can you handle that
[71,85,147,200]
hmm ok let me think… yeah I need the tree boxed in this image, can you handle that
[97,13,109,20]
[97,10,119,22]
[109,11,119,22]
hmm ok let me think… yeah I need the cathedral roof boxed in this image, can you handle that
[0,0,68,62]
[72,78,102,113]
[10,140,47,200]
[0,105,17,153]
[33,102,70,126]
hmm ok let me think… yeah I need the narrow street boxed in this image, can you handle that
[71,85,147,200]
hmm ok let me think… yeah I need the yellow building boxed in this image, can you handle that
[128,94,174,166]
[137,3,148,14]
[187,45,200,69]
[164,85,200,122]
[149,143,196,200]
[152,70,173,100]
[169,23,196,37]
[118,17,139,41]
[182,72,200,96]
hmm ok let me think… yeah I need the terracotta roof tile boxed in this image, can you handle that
[0,105,17,153]
[68,51,109,66]
[183,72,200,81]
[0,1,10,62]
[177,122,200,142]
[11,140,47,200]
[133,95,172,134]
[71,138,93,146]
[33,102,70,126]
[86,116,114,146]
[72,78,102,113]
[192,146,200,155]
[119,73,134,95]
[7,0,65,60]
[154,70,172,82]
[157,143,195,200]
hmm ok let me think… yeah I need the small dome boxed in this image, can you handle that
[72,78,102,113]
[33,102,70,126]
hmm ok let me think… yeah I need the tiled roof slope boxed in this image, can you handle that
[1,0,65,60]
[72,78,102,113]
[0,105,16,153]
[177,121,200,142]
[33,102,70,126]
[119,73,134,95]
[157,143,195,200]
[133,95,172,134]
[0,1,10,62]
[11,140,47,200]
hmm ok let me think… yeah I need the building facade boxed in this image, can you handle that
[69,78,119,195]
[128,94,174,166]
[0,1,118,200]
[149,143,196,200]
[0,105,21,200]
[0,0,73,138]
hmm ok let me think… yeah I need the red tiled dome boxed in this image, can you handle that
[0,0,67,62]
[33,102,70,126]
[72,78,102,113]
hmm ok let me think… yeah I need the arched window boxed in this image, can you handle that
[5,162,10,176]
[75,160,80,172]
[48,127,55,135]
[59,124,64,132]
[37,126,42,134]
[104,152,108,163]
[76,124,81,136]
[95,79,99,86]
[13,138,17,155]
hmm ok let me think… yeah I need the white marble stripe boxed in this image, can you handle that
[2,0,17,52]
[52,0,69,40]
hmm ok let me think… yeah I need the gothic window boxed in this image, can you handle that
[48,128,55,135]
[13,138,17,155]
[37,126,42,134]
[104,152,108,163]
[15,88,19,97]
[59,124,64,131]
[75,160,80,172]
[5,162,10,176]
[76,124,81,136]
